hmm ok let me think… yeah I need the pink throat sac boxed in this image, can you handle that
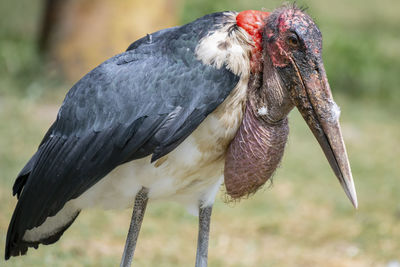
[224,104,289,199]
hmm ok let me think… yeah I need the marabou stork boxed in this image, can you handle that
[5,5,357,266]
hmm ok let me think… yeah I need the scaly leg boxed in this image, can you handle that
[195,204,213,267]
[120,187,149,267]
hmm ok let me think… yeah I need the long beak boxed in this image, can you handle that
[290,59,358,208]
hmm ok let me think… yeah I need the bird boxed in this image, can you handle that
[5,4,358,267]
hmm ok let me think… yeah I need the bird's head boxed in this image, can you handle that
[244,6,358,207]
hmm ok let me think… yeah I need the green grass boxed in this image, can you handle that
[1,0,400,266]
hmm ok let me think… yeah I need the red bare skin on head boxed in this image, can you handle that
[265,9,298,67]
[238,8,322,71]
[266,8,320,67]
[236,10,270,73]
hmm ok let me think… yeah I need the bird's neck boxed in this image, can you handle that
[236,10,270,73]
[248,55,295,124]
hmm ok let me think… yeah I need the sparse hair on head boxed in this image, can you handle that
[281,1,308,12]
[264,1,311,37]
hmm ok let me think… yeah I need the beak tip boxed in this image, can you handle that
[350,195,358,209]
[345,177,358,209]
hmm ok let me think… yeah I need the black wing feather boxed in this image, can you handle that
[6,12,240,259]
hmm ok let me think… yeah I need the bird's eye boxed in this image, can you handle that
[287,34,300,48]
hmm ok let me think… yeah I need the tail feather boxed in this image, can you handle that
[5,201,80,260]
[5,136,80,260]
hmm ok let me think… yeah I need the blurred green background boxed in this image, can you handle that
[1,0,399,266]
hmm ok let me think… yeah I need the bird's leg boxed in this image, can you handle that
[195,204,213,267]
[120,187,149,267]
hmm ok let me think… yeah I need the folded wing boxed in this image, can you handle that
[6,13,240,259]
